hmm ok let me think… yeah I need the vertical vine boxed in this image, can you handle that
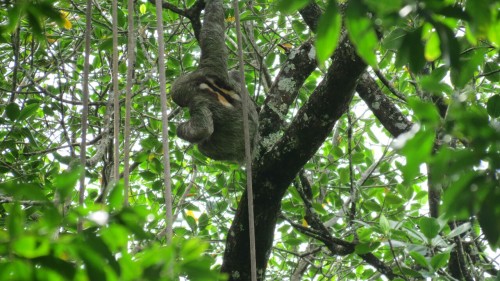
[233,1,257,280]
[112,0,120,187]
[78,0,92,232]
[155,0,173,244]
[123,0,136,206]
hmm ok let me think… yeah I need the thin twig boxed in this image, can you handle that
[373,68,406,102]
[173,166,197,223]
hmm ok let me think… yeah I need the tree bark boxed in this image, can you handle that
[356,73,413,137]
[221,33,367,279]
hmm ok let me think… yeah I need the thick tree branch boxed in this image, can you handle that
[299,3,322,32]
[356,73,413,137]
[258,41,317,140]
[150,0,205,41]
[298,2,413,139]
[221,32,367,279]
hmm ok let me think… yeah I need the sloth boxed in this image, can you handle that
[170,0,258,163]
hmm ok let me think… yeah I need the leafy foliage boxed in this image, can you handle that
[0,0,499,280]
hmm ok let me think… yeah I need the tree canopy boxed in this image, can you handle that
[0,0,499,280]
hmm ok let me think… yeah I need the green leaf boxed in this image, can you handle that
[114,207,150,239]
[101,224,130,251]
[409,251,429,268]
[355,241,380,254]
[140,170,157,181]
[430,252,450,270]
[108,181,124,209]
[364,199,382,211]
[54,167,82,201]
[382,28,406,50]
[275,0,310,14]
[396,27,425,73]
[6,203,24,240]
[425,31,441,62]
[6,103,20,121]
[77,241,108,280]
[450,48,485,88]
[400,128,435,182]
[478,188,500,248]
[133,150,150,162]
[379,214,390,235]
[351,152,365,164]
[484,61,500,82]
[31,2,65,26]
[33,255,77,280]
[98,37,113,51]
[356,227,374,242]
[291,19,306,33]
[434,22,461,73]
[420,67,453,95]
[185,214,197,232]
[397,183,414,200]
[441,172,477,219]
[83,232,121,275]
[339,167,350,184]
[198,213,209,231]
[385,193,404,205]
[180,238,209,261]
[12,236,50,258]
[26,10,43,38]
[345,0,379,67]
[398,100,439,182]
[0,182,48,202]
[447,222,471,238]
[284,237,303,246]
[418,217,440,240]
[364,0,402,15]
[465,0,492,38]
[315,1,342,65]
[3,2,24,34]
[487,95,500,118]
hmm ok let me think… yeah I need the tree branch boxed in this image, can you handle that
[221,31,367,279]
[356,73,413,137]
[258,41,317,140]
[372,68,406,102]
[295,172,399,279]
[297,2,413,139]
[150,0,205,41]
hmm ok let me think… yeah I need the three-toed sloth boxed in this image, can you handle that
[171,69,258,163]
[170,0,258,163]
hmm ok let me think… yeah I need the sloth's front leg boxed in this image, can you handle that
[177,104,214,143]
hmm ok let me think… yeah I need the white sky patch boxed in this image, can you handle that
[87,210,109,225]
[399,5,413,17]
[392,124,420,150]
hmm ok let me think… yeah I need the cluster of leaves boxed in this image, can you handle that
[0,0,499,280]
[0,0,227,280]
[273,0,499,279]
[0,169,224,280]
[0,0,68,42]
